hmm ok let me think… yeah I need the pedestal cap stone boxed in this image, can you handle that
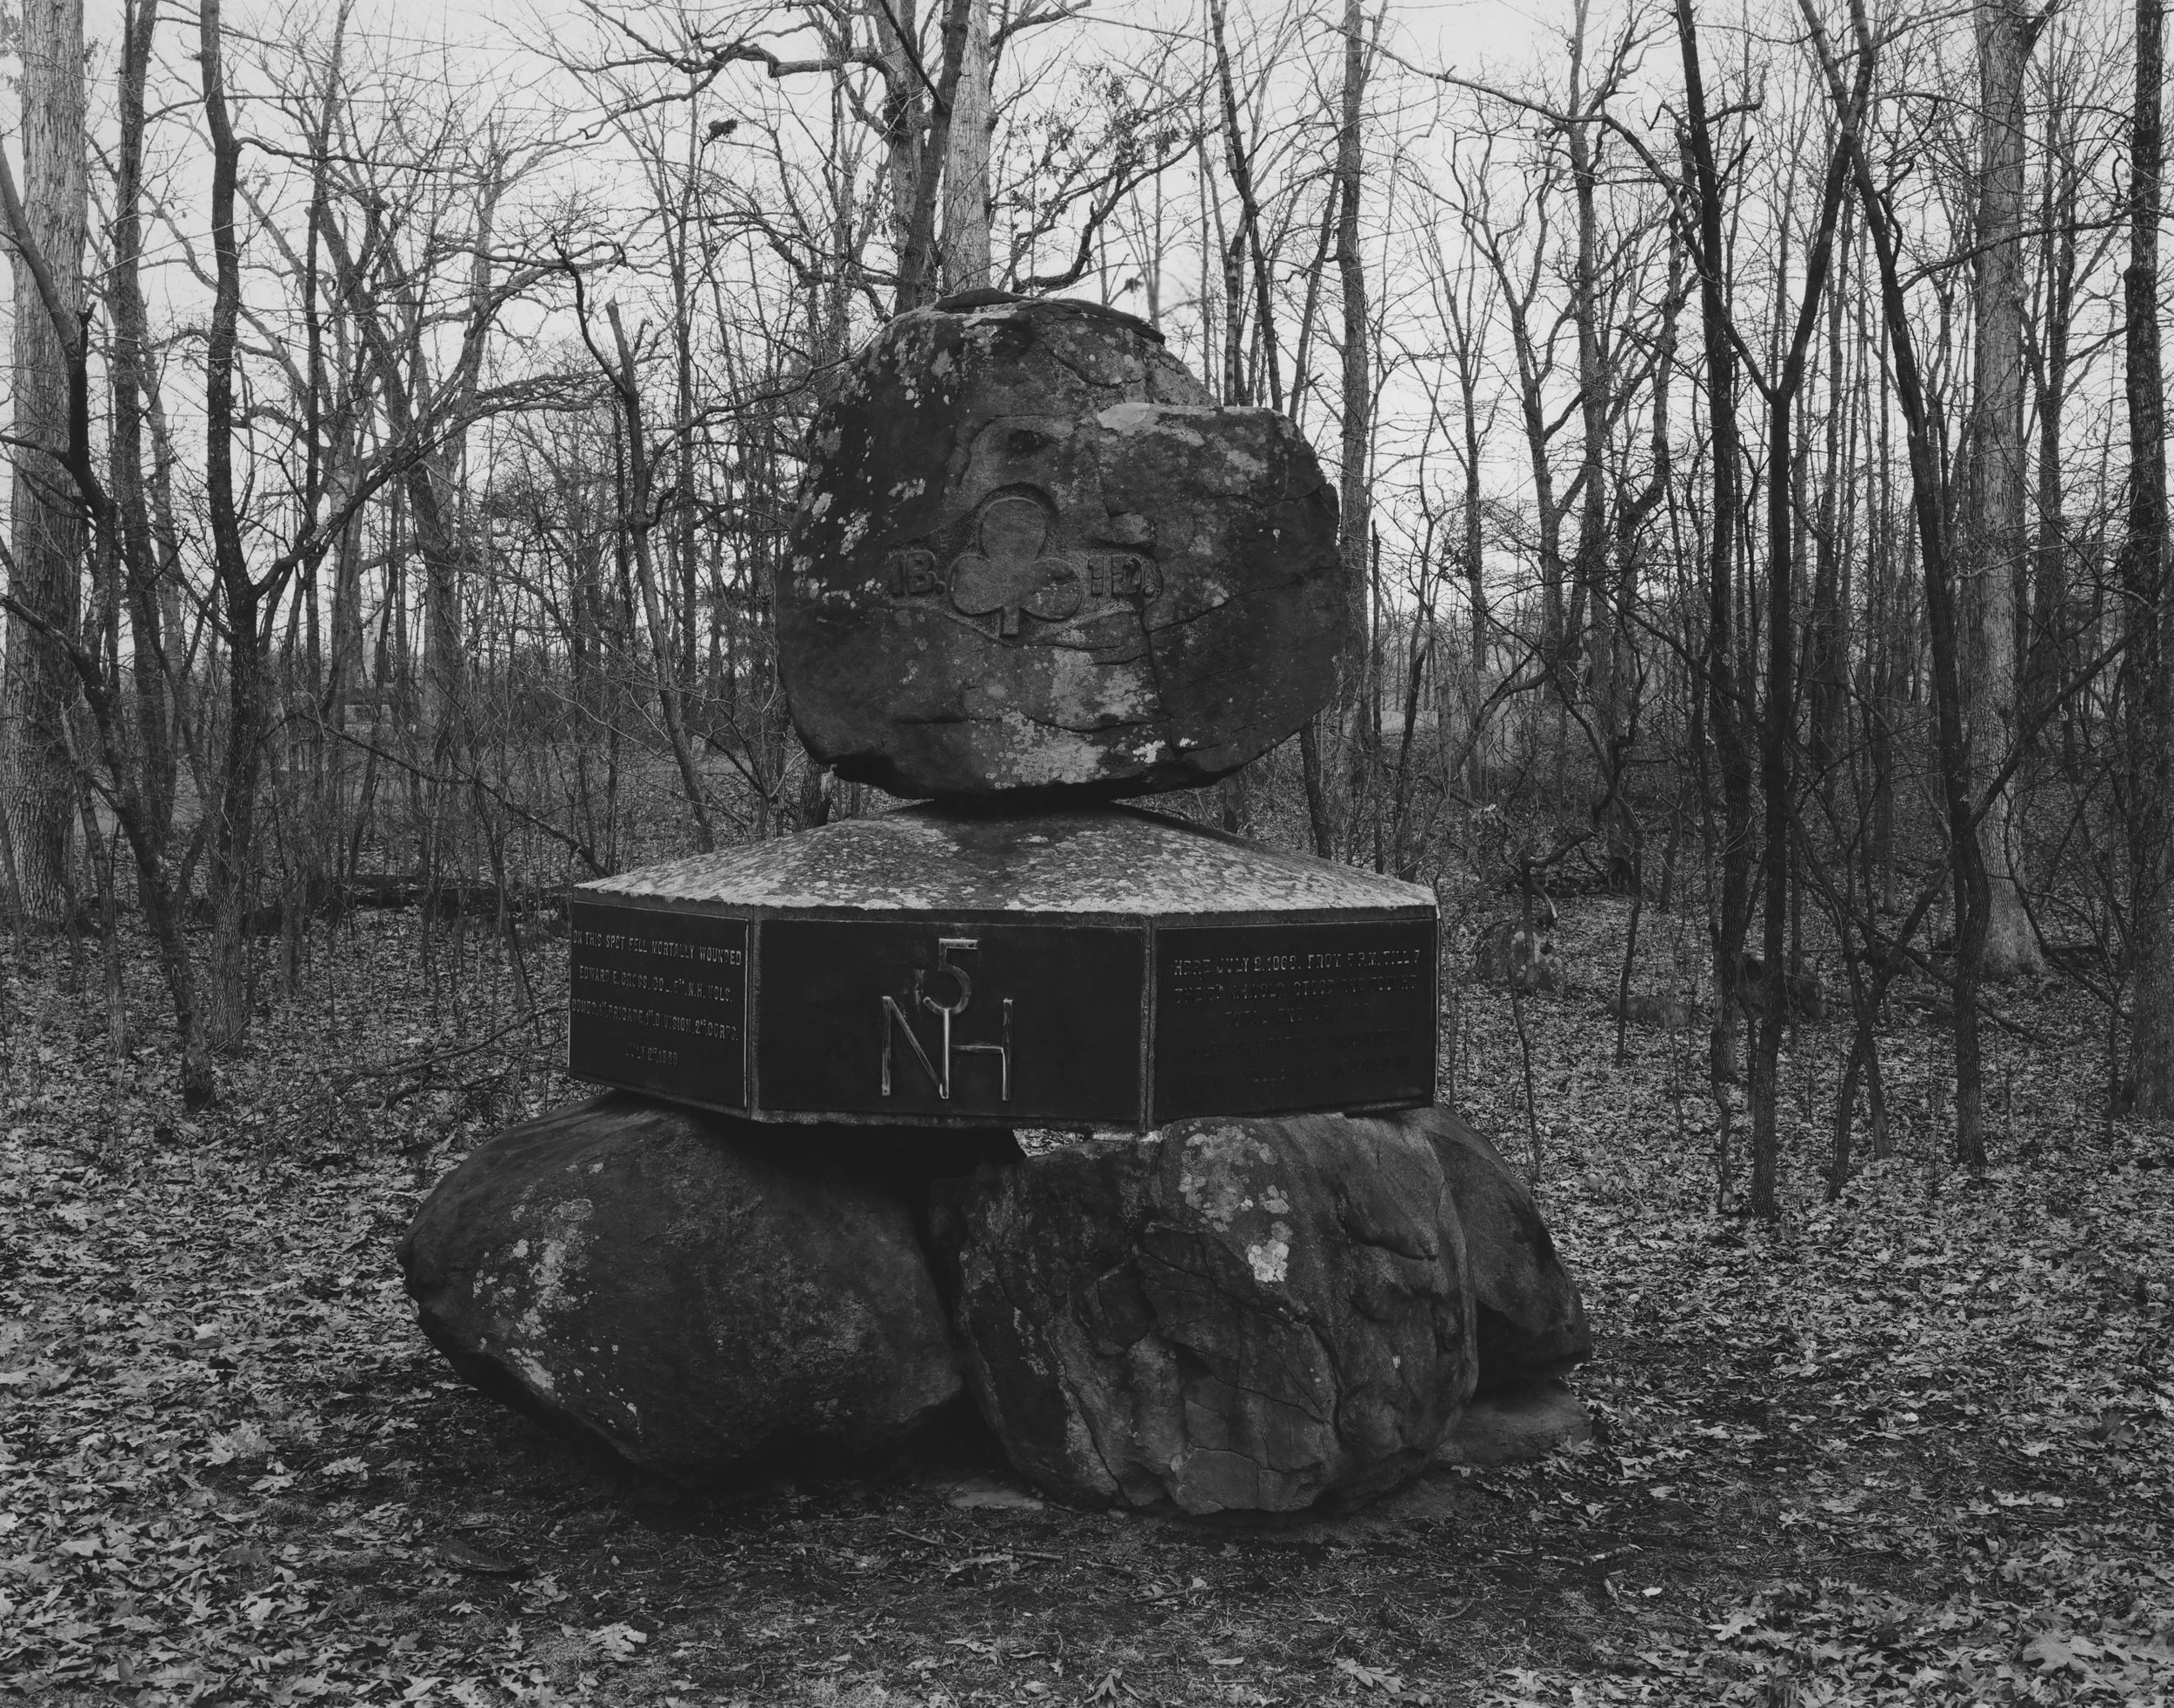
[780,293,1346,799]
[566,802,1437,1131]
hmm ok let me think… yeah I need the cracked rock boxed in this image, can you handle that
[781,292,1346,800]
[936,1113,1477,1513]
[398,1093,985,1480]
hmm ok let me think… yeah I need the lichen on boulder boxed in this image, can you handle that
[780,293,1345,800]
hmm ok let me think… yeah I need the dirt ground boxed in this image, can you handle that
[2,897,2170,1705]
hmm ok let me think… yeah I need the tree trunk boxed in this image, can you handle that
[1799,0,1989,1166]
[3,0,88,928]
[1208,0,1284,412]
[1336,0,1371,828]
[1290,177,1339,432]
[939,0,990,292]
[1962,0,2046,980]
[1676,4,1755,1208]
[109,0,176,851]
[607,306,715,853]
[1808,210,1851,817]
[200,0,265,1051]
[1868,299,1901,917]
[1461,332,1487,799]
[875,0,924,263]
[1565,0,1608,701]
[2124,0,2174,1116]
[1299,720,1332,857]
[896,0,977,311]
[2025,72,2080,749]
[1749,88,1859,1220]
[0,0,214,1104]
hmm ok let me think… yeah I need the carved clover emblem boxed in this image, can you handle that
[948,495,1083,637]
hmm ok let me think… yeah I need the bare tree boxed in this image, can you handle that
[3,0,89,926]
[1336,0,1373,712]
[1675,0,1757,1207]
[940,0,992,290]
[2122,0,2174,1114]
[1799,0,1996,1167]
[1743,55,1868,1219]
[1960,0,2050,980]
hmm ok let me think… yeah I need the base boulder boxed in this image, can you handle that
[398,1094,974,1480]
[1390,1106,1592,1391]
[938,1114,1477,1514]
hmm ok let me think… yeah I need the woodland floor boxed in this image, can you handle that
[1,893,2171,1706]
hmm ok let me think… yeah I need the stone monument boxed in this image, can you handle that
[400,293,1589,1514]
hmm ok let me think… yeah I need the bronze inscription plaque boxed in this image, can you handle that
[1150,917,1436,1122]
[758,919,1144,1124]
[568,901,749,1109]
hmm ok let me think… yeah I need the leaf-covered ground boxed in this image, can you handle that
[2,897,2171,1705]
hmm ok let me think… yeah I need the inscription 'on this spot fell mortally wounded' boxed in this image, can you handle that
[568,902,749,1109]
[1151,919,1437,1123]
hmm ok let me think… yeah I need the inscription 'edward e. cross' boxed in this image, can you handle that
[880,937,1014,1102]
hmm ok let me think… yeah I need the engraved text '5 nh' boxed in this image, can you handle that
[879,937,1013,1101]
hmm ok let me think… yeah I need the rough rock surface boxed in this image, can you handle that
[1389,1105,1592,1392]
[398,1094,975,1480]
[781,293,1345,799]
[938,1114,1476,1514]
[580,798,1430,917]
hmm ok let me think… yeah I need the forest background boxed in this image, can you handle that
[1,0,2172,1180]
[2,0,2174,1700]
[3,0,2174,1192]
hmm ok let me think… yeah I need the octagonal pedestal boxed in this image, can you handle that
[566,803,1437,1131]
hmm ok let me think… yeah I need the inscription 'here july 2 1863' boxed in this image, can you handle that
[568,902,749,1110]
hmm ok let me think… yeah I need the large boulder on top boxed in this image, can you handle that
[1388,1105,1591,1392]
[398,1094,990,1480]
[780,291,1346,800]
[936,1113,1477,1514]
